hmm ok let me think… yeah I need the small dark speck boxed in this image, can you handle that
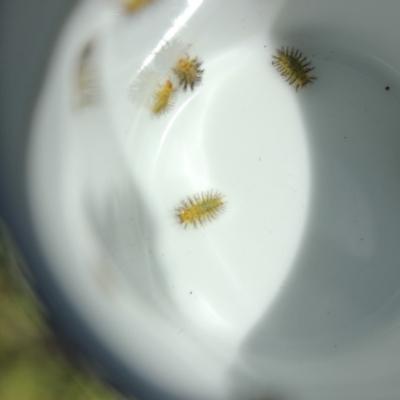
[385,86,390,91]
[344,136,346,139]
[190,291,192,295]
[264,45,266,48]
[334,344,337,348]
[361,238,364,241]
[258,157,261,161]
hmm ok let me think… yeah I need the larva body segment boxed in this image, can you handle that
[176,191,226,227]
[272,47,316,91]
[151,79,176,115]
[173,56,204,91]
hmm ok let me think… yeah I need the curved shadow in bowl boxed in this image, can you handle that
[228,1,400,398]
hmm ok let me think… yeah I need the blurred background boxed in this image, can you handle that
[0,221,130,400]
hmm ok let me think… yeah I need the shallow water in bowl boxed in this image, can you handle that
[28,0,400,399]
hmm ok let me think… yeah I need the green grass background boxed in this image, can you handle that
[0,231,130,400]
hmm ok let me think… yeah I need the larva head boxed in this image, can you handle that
[177,207,198,227]
[164,79,174,90]
[177,57,193,71]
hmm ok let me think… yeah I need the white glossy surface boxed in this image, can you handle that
[28,1,400,399]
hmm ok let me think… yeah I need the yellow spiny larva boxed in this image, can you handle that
[272,47,316,91]
[122,0,154,13]
[173,56,204,91]
[151,79,176,115]
[176,191,226,228]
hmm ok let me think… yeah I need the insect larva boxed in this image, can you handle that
[176,191,226,228]
[122,0,154,13]
[130,68,177,116]
[173,56,204,91]
[272,47,316,91]
[74,41,98,108]
[151,79,176,115]
[155,40,204,91]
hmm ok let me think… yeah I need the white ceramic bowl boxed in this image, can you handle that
[4,1,400,399]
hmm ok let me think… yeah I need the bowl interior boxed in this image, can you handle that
[27,1,400,399]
